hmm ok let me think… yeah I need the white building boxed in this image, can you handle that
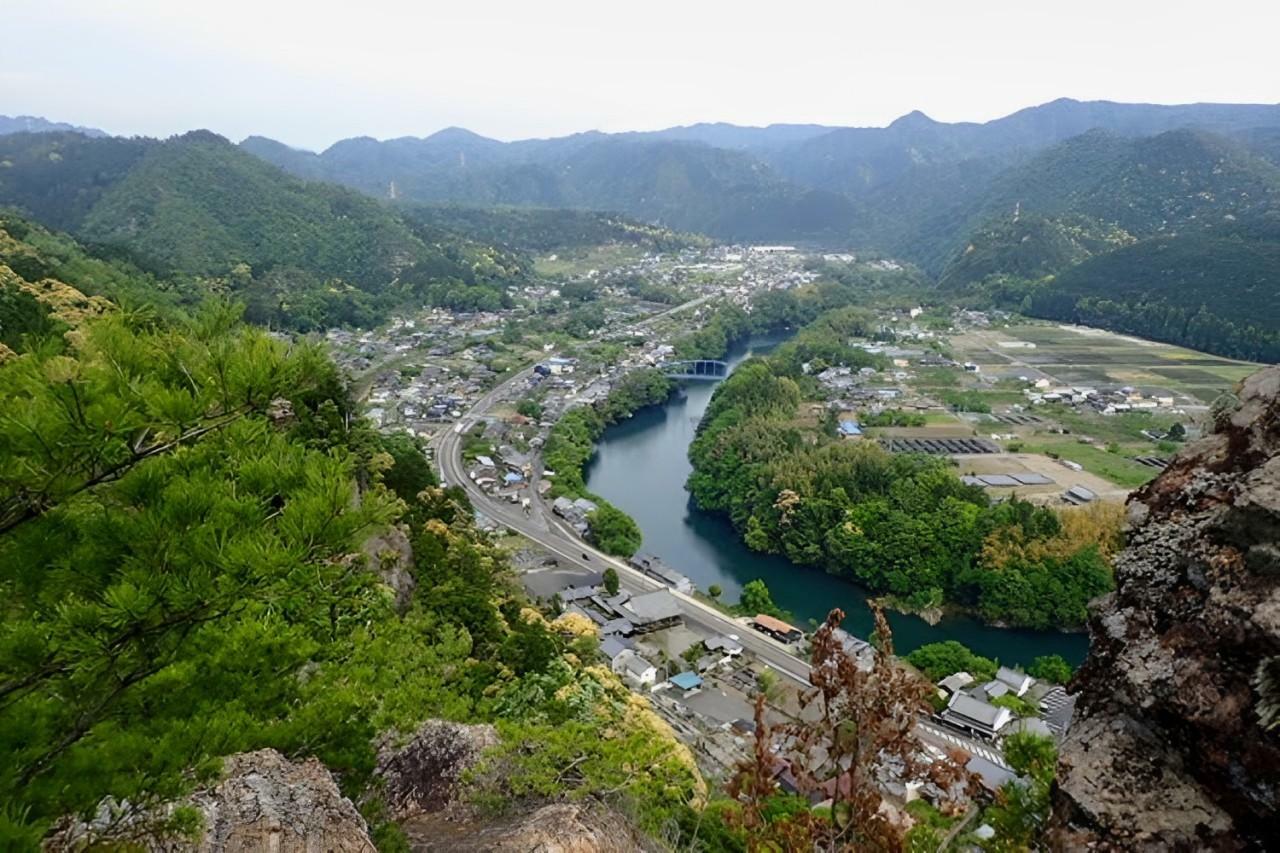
[612,650,657,688]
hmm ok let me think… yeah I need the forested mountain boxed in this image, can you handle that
[936,213,1135,289]
[854,128,1280,279]
[1019,213,1280,361]
[919,132,1280,360]
[0,131,530,329]
[10,98,1280,357]
[398,204,707,252]
[0,114,106,138]
[235,98,1280,254]
[766,98,1280,196]
[243,131,856,241]
[619,121,834,151]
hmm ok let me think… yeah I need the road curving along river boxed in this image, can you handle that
[584,336,1090,667]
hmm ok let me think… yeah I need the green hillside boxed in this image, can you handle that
[398,203,708,252]
[938,214,1136,289]
[0,295,704,847]
[78,131,422,282]
[876,129,1280,278]
[977,129,1280,236]
[901,129,1280,361]
[243,133,857,241]
[0,132,530,329]
[1021,215,1280,361]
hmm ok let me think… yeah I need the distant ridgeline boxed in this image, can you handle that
[0,127,721,331]
[235,100,1280,361]
[0,130,532,330]
[6,98,1280,356]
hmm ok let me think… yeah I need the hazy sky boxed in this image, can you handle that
[4,0,1278,151]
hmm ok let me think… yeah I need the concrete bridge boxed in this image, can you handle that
[660,359,729,380]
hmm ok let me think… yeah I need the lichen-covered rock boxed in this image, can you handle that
[401,802,659,853]
[1051,366,1280,850]
[46,749,374,852]
[360,524,416,612]
[373,720,498,820]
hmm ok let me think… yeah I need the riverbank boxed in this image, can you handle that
[585,336,1091,667]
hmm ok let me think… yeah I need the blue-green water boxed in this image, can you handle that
[584,338,1089,667]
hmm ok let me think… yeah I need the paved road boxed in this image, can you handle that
[429,352,1011,768]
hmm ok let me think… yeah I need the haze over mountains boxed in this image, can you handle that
[3,97,1280,359]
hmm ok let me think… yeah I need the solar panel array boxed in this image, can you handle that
[881,437,1001,455]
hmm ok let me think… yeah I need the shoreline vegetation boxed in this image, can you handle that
[540,367,676,556]
[683,300,1122,633]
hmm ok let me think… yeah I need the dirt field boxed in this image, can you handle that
[952,452,1131,503]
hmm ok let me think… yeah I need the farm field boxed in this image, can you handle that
[533,244,646,278]
[949,322,1260,405]
[952,452,1131,502]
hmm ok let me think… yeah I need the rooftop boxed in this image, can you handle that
[943,692,1013,732]
[754,613,801,635]
[618,651,655,677]
[624,589,683,623]
[600,637,630,660]
[995,666,1034,695]
[669,671,703,691]
[966,755,1018,794]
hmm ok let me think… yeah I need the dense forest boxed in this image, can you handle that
[0,131,530,330]
[0,225,717,848]
[685,307,1120,630]
[925,133,1280,361]
[398,204,707,253]
[1015,214,1280,362]
[242,130,860,242]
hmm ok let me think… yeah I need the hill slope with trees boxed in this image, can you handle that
[0,229,709,849]
[244,131,857,242]
[0,131,531,329]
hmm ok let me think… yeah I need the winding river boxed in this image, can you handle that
[584,337,1090,667]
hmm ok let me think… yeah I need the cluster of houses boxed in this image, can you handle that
[329,309,512,436]
[629,552,693,595]
[561,583,684,639]
[468,446,534,504]
[1024,378,1181,414]
[935,665,1075,745]
[601,632,746,694]
[815,366,911,405]
[551,496,600,536]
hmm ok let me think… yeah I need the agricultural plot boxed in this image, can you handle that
[949,322,1260,405]
[952,452,1130,503]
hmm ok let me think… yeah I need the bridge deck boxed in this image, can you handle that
[661,359,729,380]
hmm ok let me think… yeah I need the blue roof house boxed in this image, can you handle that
[837,420,864,439]
[669,671,704,692]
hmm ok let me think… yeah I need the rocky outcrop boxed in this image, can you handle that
[360,524,416,612]
[401,802,658,853]
[1051,367,1280,850]
[46,749,374,852]
[377,720,656,852]
[373,719,498,820]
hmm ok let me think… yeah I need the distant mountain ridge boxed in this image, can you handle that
[0,129,530,329]
[0,115,106,138]
[233,98,1280,244]
[7,99,1280,360]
